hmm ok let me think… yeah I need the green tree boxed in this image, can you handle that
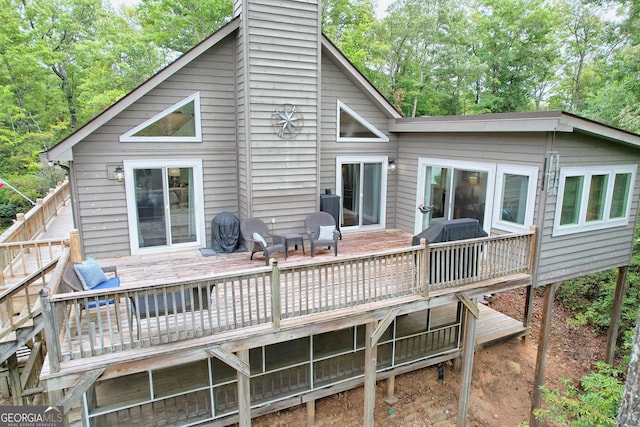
[137,0,233,54]
[467,0,559,113]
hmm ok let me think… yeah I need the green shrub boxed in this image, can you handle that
[535,362,624,427]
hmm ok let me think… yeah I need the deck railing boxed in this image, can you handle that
[0,179,70,286]
[42,228,536,365]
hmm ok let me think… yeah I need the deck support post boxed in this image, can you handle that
[606,266,628,364]
[7,353,23,405]
[363,321,377,427]
[306,400,315,426]
[456,297,478,427]
[523,284,535,344]
[420,238,429,297]
[237,349,251,427]
[530,281,560,427]
[384,375,398,404]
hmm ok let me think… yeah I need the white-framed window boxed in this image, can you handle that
[492,165,538,232]
[120,92,202,142]
[415,158,495,234]
[552,165,636,236]
[336,100,389,143]
[336,156,389,231]
[124,159,206,255]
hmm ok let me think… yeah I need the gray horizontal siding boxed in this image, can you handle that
[395,132,546,234]
[320,55,398,227]
[72,37,239,258]
[239,0,321,233]
[535,132,640,286]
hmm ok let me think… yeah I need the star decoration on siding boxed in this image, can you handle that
[272,104,304,138]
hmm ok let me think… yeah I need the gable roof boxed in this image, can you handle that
[389,110,640,149]
[42,17,402,162]
[43,18,241,161]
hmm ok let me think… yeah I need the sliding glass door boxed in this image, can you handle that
[124,160,205,254]
[337,156,388,231]
[417,159,494,233]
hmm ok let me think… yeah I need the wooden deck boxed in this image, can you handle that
[99,229,416,288]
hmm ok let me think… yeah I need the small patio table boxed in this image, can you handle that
[282,233,305,257]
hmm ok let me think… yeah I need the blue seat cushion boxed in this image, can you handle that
[81,277,120,309]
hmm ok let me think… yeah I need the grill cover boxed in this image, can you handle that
[412,218,487,245]
[210,212,240,253]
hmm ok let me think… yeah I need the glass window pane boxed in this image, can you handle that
[501,174,529,225]
[560,176,584,225]
[362,163,382,225]
[610,173,631,218]
[453,170,486,224]
[422,167,449,230]
[586,174,608,222]
[339,109,376,138]
[341,163,360,227]
[134,100,196,137]
[135,168,167,247]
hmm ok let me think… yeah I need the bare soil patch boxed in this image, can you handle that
[256,287,607,426]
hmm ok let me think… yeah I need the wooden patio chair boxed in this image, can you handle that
[305,211,339,257]
[240,218,285,265]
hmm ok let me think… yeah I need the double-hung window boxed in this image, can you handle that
[553,165,636,236]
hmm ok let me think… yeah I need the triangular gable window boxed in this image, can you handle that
[337,100,389,142]
[120,93,202,142]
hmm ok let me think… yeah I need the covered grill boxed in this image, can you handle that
[210,211,240,253]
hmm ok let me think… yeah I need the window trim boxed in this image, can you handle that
[120,92,202,142]
[415,158,496,234]
[492,165,538,233]
[552,165,636,237]
[336,100,389,143]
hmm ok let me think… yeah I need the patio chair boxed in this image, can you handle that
[240,218,286,265]
[61,258,120,319]
[305,211,339,257]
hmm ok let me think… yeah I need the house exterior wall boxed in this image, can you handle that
[395,129,640,287]
[394,132,546,234]
[234,0,322,233]
[535,132,640,286]
[71,38,238,258]
[319,54,399,227]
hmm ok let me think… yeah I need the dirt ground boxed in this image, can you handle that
[255,287,607,427]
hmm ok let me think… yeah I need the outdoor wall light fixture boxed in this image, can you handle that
[114,166,125,182]
[388,160,397,174]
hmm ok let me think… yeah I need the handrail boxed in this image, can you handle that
[0,179,70,245]
[0,239,70,287]
[42,228,537,365]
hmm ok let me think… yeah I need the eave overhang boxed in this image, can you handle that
[389,110,640,149]
[42,17,241,162]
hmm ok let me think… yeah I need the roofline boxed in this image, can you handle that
[389,110,640,149]
[43,17,241,161]
[320,35,403,120]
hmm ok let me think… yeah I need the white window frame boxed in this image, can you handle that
[336,155,389,231]
[120,92,202,142]
[336,100,389,143]
[415,158,496,234]
[492,165,538,233]
[552,164,636,237]
[124,159,206,255]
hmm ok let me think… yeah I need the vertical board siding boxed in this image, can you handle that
[72,39,238,258]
